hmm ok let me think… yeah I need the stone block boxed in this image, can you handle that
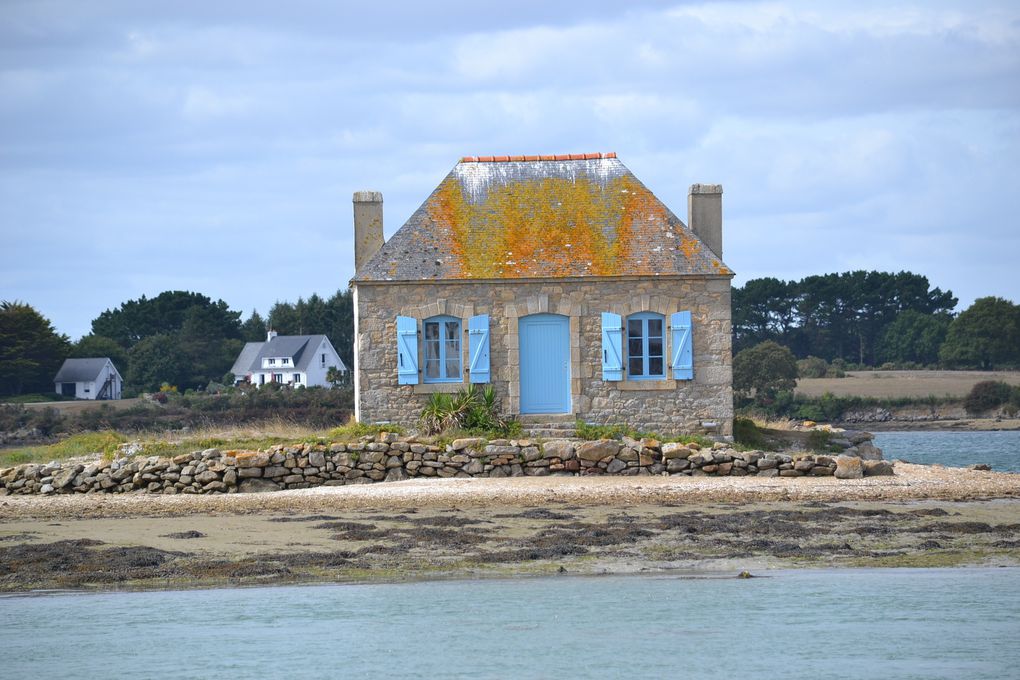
[834,456,864,479]
[576,439,620,462]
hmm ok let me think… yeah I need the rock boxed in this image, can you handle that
[237,478,279,493]
[778,469,803,477]
[616,448,639,463]
[385,467,409,482]
[222,468,238,486]
[661,443,692,460]
[863,460,895,476]
[968,463,992,471]
[235,452,271,468]
[463,459,484,475]
[308,451,325,468]
[194,470,220,485]
[521,447,542,462]
[576,439,620,463]
[666,458,690,473]
[834,456,864,479]
[855,441,883,461]
[542,439,575,460]
[40,483,55,494]
[606,459,627,474]
[451,438,483,451]
[52,468,77,489]
[793,459,815,472]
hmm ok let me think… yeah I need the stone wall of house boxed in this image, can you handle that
[0,434,892,495]
[354,277,733,435]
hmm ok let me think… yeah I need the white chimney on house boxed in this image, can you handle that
[688,184,723,259]
[353,190,384,272]
[267,330,277,341]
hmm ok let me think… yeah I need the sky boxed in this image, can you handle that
[2,0,1018,340]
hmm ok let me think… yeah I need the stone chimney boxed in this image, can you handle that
[688,184,723,259]
[353,191,384,272]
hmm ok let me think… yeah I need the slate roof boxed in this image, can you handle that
[353,153,732,282]
[54,358,117,383]
[229,342,264,377]
[239,335,347,373]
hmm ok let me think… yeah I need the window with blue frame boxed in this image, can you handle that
[423,315,462,382]
[627,312,665,379]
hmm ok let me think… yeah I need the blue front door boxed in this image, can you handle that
[519,313,570,414]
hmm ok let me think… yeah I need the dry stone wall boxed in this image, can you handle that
[0,434,893,496]
[355,277,733,435]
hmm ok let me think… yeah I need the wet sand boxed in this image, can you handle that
[2,463,1019,591]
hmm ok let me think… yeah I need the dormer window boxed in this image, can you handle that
[268,358,276,365]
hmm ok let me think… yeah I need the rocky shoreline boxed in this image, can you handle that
[1,463,1019,592]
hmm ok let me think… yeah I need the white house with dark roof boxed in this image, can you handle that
[350,152,734,436]
[54,358,123,400]
[230,331,347,388]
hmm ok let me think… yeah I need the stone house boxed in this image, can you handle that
[350,152,734,436]
[229,331,347,388]
[54,357,123,400]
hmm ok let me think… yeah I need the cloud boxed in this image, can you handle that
[1,1,1018,338]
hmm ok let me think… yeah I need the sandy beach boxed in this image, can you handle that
[2,462,1019,591]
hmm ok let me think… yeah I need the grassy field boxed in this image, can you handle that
[796,370,1020,399]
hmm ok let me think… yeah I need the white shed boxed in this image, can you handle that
[54,358,123,400]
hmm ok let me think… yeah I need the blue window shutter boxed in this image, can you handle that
[671,311,693,380]
[396,316,419,385]
[601,312,623,381]
[468,314,491,383]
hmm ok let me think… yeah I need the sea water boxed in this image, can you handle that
[873,430,1020,472]
[3,568,1019,679]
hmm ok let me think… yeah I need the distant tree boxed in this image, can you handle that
[70,335,129,374]
[91,290,241,349]
[240,310,268,342]
[733,271,957,365]
[267,289,354,370]
[876,311,951,366]
[0,301,71,396]
[940,297,1020,369]
[326,366,345,388]
[90,290,243,391]
[733,341,799,404]
[731,277,799,353]
[127,334,189,392]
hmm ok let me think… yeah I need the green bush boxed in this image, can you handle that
[964,380,1014,415]
[806,429,838,452]
[733,417,768,449]
[797,356,829,379]
[417,385,514,437]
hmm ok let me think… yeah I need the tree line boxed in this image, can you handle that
[0,290,353,397]
[3,270,1018,398]
[733,271,1020,369]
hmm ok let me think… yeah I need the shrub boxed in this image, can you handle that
[806,429,837,452]
[733,417,768,449]
[417,385,512,437]
[797,356,829,379]
[964,380,1014,415]
[733,341,798,404]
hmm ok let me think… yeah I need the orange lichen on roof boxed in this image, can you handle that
[712,259,733,275]
[426,173,688,278]
[679,233,702,260]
